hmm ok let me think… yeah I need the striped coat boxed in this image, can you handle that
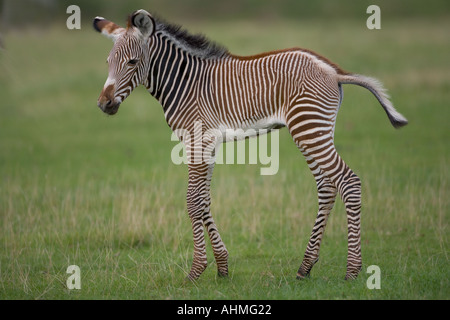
[94,10,407,281]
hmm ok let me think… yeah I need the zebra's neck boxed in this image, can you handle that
[144,23,230,126]
[144,32,201,123]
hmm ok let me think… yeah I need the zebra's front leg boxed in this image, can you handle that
[202,161,228,277]
[185,161,228,280]
[203,214,229,277]
[186,181,208,281]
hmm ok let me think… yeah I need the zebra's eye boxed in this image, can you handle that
[127,59,139,66]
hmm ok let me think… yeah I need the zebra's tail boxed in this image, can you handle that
[338,73,408,129]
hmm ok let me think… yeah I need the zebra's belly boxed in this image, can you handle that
[218,115,286,142]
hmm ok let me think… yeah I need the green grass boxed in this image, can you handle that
[0,15,449,300]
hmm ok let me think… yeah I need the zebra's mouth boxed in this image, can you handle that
[103,103,120,115]
[98,100,121,115]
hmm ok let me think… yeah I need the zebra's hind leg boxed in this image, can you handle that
[287,107,362,280]
[339,169,363,280]
[298,144,362,280]
[297,154,337,279]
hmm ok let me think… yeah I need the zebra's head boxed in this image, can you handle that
[94,10,155,115]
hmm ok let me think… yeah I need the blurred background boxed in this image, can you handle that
[0,0,448,299]
[1,0,449,29]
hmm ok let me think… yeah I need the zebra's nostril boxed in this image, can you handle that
[97,98,113,110]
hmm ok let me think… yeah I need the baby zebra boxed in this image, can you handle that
[93,10,407,281]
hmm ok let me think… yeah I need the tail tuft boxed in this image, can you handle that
[390,115,408,129]
[338,74,408,129]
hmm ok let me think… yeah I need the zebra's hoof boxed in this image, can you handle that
[344,266,362,280]
[296,271,310,280]
[344,273,361,281]
[185,272,201,283]
[184,276,195,283]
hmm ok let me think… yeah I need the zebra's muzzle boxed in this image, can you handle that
[97,100,121,115]
[97,84,121,115]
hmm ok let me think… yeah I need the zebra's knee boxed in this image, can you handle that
[337,172,361,214]
[317,182,338,211]
[186,187,208,219]
[338,172,361,195]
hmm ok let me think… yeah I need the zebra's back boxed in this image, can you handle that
[195,48,343,137]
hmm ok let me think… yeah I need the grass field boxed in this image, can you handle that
[0,10,449,299]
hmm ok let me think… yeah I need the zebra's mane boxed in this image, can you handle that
[153,15,229,60]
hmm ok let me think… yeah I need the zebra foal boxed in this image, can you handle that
[93,10,407,281]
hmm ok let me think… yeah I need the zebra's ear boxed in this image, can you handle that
[93,17,125,42]
[130,9,155,39]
